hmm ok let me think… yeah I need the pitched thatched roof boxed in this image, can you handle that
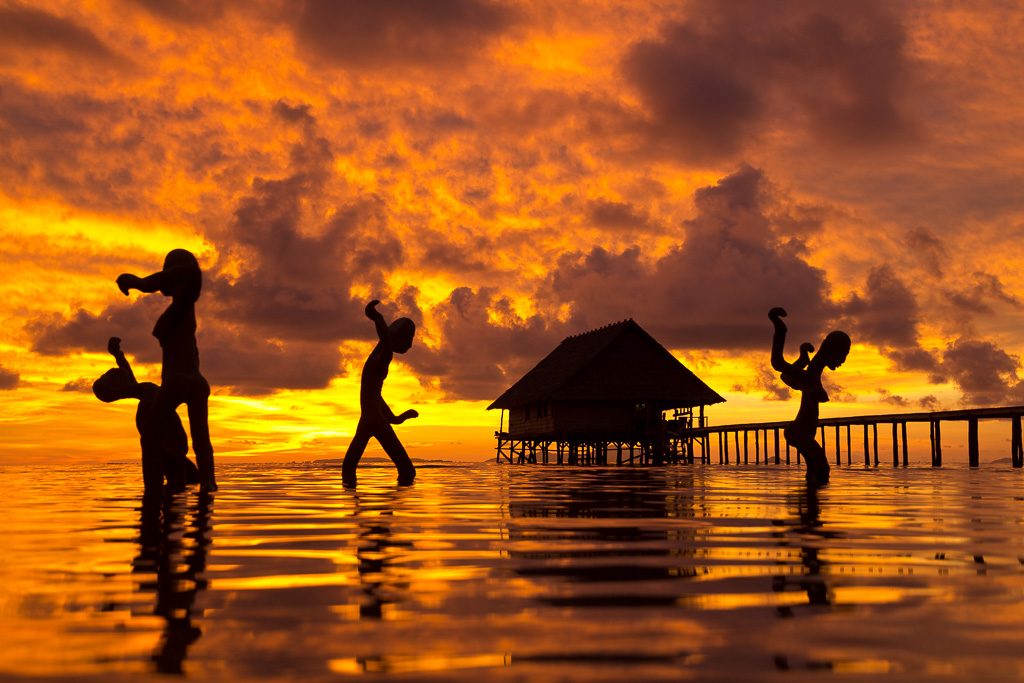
[488,319,725,410]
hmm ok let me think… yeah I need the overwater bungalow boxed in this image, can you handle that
[489,319,725,465]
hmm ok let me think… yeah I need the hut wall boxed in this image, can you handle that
[507,405,555,437]
[552,401,634,435]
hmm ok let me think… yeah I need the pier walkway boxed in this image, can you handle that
[496,405,1024,468]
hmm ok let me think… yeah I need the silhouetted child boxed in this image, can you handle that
[93,337,199,492]
[342,300,418,486]
[769,308,850,487]
[117,249,215,491]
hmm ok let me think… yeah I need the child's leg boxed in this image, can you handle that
[141,440,164,493]
[376,423,416,484]
[144,387,182,490]
[798,438,830,485]
[185,378,215,490]
[343,419,372,483]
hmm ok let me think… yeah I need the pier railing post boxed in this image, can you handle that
[863,424,870,467]
[891,422,898,467]
[873,423,879,467]
[1012,416,1023,468]
[774,428,780,465]
[968,418,979,468]
[835,425,841,466]
[901,422,909,467]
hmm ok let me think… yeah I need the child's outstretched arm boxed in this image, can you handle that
[365,299,390,346]
[768,307,794,373]
[108,337,137,385]
[378,398,418,425]
[116,266,194,297]
[794,342,815,370]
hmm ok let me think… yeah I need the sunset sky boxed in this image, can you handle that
[2,0,1023,464]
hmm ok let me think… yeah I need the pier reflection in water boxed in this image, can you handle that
[1,462,1024,681]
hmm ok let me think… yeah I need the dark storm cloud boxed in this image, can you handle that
[61,377,93,393]
[904,226,947,276]
[0,365,19,390]
[131,0,225,24]
[408,287,566,401]
[940,338,1021,406]
[548,166,835,349]
[733,367,790,401]
[944,272,1021,315]
[586,199,659,233]
[877,388,909,407]
[840,264,942,374]
[621,0,914,160]
[272,99,315,126]
[842,265,919,349]
[0,81,216,213]
[193,327,342,396]
[0,5,123,64]
[213,179,399,342]
[30,297,166,361]
[292,0,513,69]
[28,297,346,395]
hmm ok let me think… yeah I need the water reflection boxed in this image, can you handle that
[773,486,834,614]
[506,468,699,607]
[351,486,411,621]
[133,489,212,674]
[4,464,1024,681]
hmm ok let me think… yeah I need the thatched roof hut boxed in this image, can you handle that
[488,319,724,438]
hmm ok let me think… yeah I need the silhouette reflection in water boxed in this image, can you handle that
[772,486,840,672]
[93,337,199,492]
[345,486,414,674]
[342,300,418,487]
[133,490,212,674]
[118,249,216,490]
[769,307,850,487]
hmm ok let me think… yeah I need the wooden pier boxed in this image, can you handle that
[496,405,1024,469]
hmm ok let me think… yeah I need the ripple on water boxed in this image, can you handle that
[1,462,1023,681]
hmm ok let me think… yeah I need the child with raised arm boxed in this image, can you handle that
[342,300,418,486]
[117,249,215,491]
[92,337,200,493]
[769,307,850,487]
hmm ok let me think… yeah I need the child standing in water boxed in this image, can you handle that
[769,307,850,487]
[342,300,418,486]
[93,337,200,493]
[117,249,216,491]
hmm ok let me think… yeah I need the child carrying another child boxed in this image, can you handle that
[93,337,199,492]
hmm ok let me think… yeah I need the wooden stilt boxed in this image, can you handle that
[902,422,909,467]
[891,422,899,467]
[1012,416,1023,468]
[863,424,870,466]
[873,423,879,467]
[968,417,979,468]
[834,425,841,466]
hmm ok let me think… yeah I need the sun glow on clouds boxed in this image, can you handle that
[3,1,1024,463]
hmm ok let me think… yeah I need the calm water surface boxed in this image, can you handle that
[1,462,1023,681]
